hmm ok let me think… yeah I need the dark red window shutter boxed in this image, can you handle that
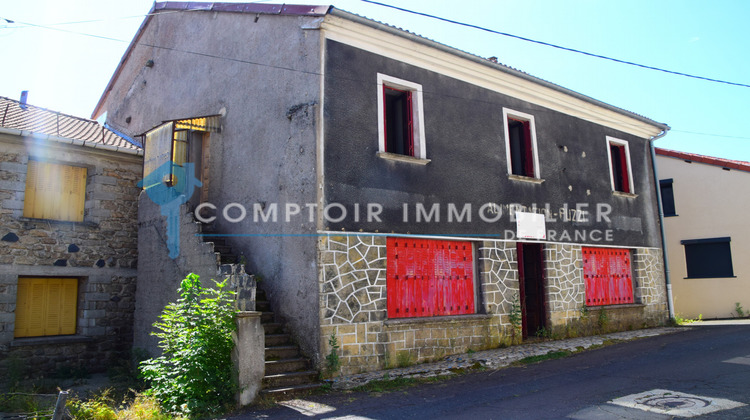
[383,86,414,157]
[610,144,631,193]
[522,120,534,177]
[387,238,474,318]
[582,247,634,306]
[405,90,414,156]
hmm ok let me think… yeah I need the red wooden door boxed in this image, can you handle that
[582,247,634,306]
[387,238,474,318]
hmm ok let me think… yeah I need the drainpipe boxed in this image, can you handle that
[649,129,675,321]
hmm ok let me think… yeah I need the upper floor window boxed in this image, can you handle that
[659,179,676,216]
[377,73,426,160]
[503,108,539,178]
[23,160,87,222]
[606,137,634,194]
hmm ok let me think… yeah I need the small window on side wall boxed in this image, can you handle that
[502,108,539,178]
[606,137,633,194]
[659,179,676,216]
[377,73,426,160]
[682,237,734,279]
[23,160,87,222]
[15,277,78,338]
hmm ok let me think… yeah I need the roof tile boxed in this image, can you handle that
[0,96,141,152]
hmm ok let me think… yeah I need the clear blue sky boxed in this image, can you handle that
[1,0,749,161]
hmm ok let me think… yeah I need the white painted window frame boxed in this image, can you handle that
[377,73,427,160]
[502,108,541,179]
[605,136,635,194]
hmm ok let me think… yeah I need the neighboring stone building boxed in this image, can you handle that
[655,148,750,320]
[0,95,142,380]
[94,2,671,377]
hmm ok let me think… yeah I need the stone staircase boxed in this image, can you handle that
[257,287,322,397]
[201,225,322,397]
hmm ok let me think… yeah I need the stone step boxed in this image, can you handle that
[266,345,299,360]
[259,382,324,398]
[213,244,233,254]
[265,358,309,375]
[263,322,284,335]
[261,311,275,323]
[265,333,292,347]
[221,254,239,264]
[256,300,272,312]
[263,370,319,389]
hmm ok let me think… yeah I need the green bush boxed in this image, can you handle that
[139,273,237,417]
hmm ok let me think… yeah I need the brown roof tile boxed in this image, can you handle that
[655,148,750,173]
[0,95,142,153]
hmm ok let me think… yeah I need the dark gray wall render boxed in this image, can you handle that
[323,40,662,248]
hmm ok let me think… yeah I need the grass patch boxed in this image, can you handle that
[515,350,572,365]
[353,376,417,393]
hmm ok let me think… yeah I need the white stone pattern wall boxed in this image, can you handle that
[633,247,667,322]
[319,235,387,326]
[478,241,519,320]
[544,244,585,323]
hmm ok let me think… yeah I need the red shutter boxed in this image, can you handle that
[387,238,474,318]
[582,247,633,306]
[617,146,630,193]
[522,120,534,177]
[405,91,414,157]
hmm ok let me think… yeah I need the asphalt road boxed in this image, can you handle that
[230,323,750,419]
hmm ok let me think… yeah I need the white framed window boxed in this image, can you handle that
[502,108,540,179]
[606,136,634,194]
[377,73,427,160]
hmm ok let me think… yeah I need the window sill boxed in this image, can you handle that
[684,276,737,280]
[587,303,645,310]
[18,217,97,227]
[612,191,638,199]
[11,335,93,347]
[508,174,544,184]
[664,214,679,217]
[384,313,491,326]
[377,152,431,165]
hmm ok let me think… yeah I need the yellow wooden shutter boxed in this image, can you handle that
[59,279,78,335]
[62,165,86,222]
[14,278,30,337]
[45,279,62,335]
[22,160,39,219]
[14,277,78,337]
[23,161,86,222]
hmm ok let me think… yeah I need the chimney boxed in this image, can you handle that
[19,91,28,109]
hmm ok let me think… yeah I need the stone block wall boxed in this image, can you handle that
[318,234,669,375]
[319,235,509,375]
[545,244,585,326]
[0,136,142,381]
[633,248,668,324]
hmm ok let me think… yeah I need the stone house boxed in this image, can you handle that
[93,2,671,377]
[655,148,750,320]
[0,94,142,380]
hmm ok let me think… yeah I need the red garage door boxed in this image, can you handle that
[582,247,634,306]
[387,238,475,318]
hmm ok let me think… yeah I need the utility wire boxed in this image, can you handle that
[360,0,750,89]
[671,130,750,141]
[3,6,749,141]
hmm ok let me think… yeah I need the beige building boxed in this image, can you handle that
[656,148,750,320]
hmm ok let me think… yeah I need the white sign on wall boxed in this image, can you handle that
[516,211,546,240]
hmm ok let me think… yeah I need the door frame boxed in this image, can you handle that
[517,242,547,339]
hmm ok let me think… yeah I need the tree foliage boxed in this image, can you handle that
[139,273,237,417]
